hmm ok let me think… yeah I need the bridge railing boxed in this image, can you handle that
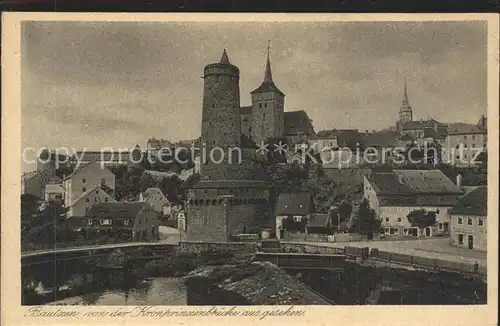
[21,238,151,252]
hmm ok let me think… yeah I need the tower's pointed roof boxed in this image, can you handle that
[403,77,408,102]
[263,45,273,83]
[220,49,230,64]
[251,42,284,96]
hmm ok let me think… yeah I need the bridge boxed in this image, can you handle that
[21,242,178,266]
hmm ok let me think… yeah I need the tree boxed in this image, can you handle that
[139,173,157,192]
[407,209,437,229]
[349,199,381,235]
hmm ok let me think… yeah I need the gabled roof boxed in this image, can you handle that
[142,188,169,204]
[284,110,315,136]
[63,162,114,181]
[70,185,116,207]
[276,192,314,215]
[86,202,152,219]
[401,119,446,130]
[307,213,330,228]
[362,130,401,147]
[366,170,463,195]
[447,123,487,135]
[450,186,487,216]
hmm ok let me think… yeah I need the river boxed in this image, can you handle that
[47,277,187,305]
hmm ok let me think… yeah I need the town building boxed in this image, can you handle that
[364,169,463,238]
[306,213,332,235]
[21,149,59,199]
[184,50,269,242]
[443,116,487,167]
[83,202,159,242]
[67,185,117,217]
[449,186,487,251]
[63,162,116,208]
[139,187,171,216]
[275,192,315,239]
[44,178,65,204]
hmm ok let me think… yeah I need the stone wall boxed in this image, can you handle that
[178,241,257,254]
[281,242,345,255]
[185,203,227,242]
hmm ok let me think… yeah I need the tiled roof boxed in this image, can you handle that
[276,192,314,215]
[447,123,487,135]
[401,119,445,130]
[251,81,285,96]
[86,202,151,219]
[71,185,116,207]
[187,180,268,189]
[307,213,330,228]
[367,170,463,195]
[63,162,114,181]
[363,130,401,147]
[143,187,167,198]
[450,186,487,216]
[319,129,362,149]
[240,106,252,115]
[284,110,315,136]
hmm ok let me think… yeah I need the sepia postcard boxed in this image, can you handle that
[1,12,499,326]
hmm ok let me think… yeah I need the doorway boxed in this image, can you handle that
[443,222,449,233]
[425,227,431,237]
[468,235,474,250]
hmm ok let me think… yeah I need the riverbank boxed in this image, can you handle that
[184,261,332,305]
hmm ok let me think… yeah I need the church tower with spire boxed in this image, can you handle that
[398,78,413,127]
[250,43,285,144]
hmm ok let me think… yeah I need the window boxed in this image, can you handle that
[105,197,109,202]
[438,223,443,230]
[478,218,484,226]
[96,190,99,194]
[385,218,389,222]
[82,187,86,192]
[82,178,86,184]
[458,234,464,245]
[463,135,467,140]
[436,209,440,214]
[397,217,402,222]
[468,217,473,225]
[94,197,99,203]
[472,135,476,140]
[85,207,90,213]
[458,217,463,224]
[101,178,105,186]
[472,143,476,148]
[259,103,262,108]
[124,219,129,226]
[86,198,90,203]
[100,219,112,225]
[455,144,459,149]
[87,219,92,225]
[263,113,266,119]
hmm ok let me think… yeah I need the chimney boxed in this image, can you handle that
[456,173,462,188]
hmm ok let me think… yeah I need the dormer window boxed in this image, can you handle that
[124,219,129,226]
[100,219,112,225]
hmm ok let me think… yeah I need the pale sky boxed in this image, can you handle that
[22,20,487,171]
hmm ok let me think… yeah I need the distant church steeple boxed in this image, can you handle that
[398,77,413,127]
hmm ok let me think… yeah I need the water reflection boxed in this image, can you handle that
[49,277,187,305]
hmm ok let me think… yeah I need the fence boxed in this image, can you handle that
[370,249,486,276]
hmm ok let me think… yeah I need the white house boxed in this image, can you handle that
[63,163,116,208]
[139,187,171,216]
[364,169,463,238]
